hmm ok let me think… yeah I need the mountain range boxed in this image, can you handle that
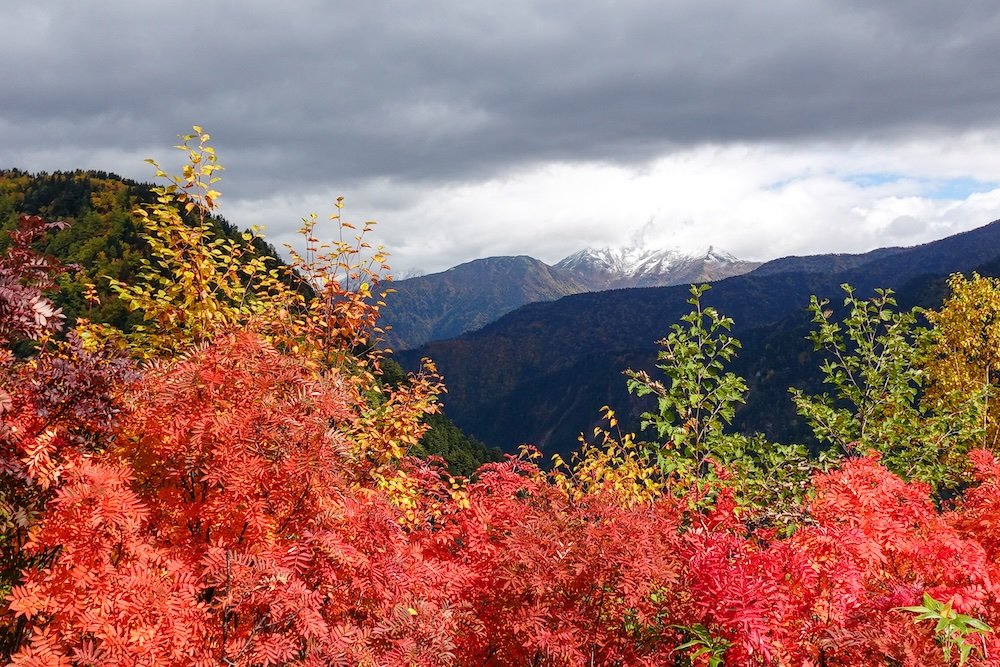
[382,245,758,350]
[397,220,1000,458]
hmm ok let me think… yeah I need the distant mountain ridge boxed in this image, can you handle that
[748,246,907,277]
[398,219,1000,458]
[383,244,757,349]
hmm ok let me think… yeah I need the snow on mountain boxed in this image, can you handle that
[554,245,759,289]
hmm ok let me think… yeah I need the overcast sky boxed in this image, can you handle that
[4,1,1000,275]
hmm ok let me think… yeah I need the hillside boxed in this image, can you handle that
[0,169,282,332]
[400,220,1000,456]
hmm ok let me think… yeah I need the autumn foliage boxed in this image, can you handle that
[3,131,1000,665]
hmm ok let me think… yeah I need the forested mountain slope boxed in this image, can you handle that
[400,220,1000,456]
[0,169,280,331]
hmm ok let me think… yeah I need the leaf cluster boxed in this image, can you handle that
[924,272,1000,449]
[791,284,983,493]
[898,593,993,665]
[624,285,747,472]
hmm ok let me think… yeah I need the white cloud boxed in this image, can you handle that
[222,135,1000,275]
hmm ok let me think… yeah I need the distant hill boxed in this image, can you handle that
[748,246,906,277]
[399,220,1000,458]
[383,245,758,350]
[0,168,264,332]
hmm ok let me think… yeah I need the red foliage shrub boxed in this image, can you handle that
[0,215,68,350]
[6,333,471,666]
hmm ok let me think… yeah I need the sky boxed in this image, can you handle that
[4,1,1000,276]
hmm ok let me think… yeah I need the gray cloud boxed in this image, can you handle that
[6,2,1000,187]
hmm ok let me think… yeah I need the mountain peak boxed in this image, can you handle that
[554,244,756,289]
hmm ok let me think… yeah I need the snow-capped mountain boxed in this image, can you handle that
[381,245,760,349]
[554,245,760,289]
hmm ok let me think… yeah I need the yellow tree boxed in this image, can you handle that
[80,127,443,483]
[924,272,1000,448]
[84,126,297,357]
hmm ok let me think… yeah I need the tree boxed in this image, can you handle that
[2,130,449,664]
[0,215,134,656]
[618,285,824,525]
[791,284,981,493]
[924,272,1000,449]
[624,284,747,476]
[92,128,298,358]
[7,332,464,666]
